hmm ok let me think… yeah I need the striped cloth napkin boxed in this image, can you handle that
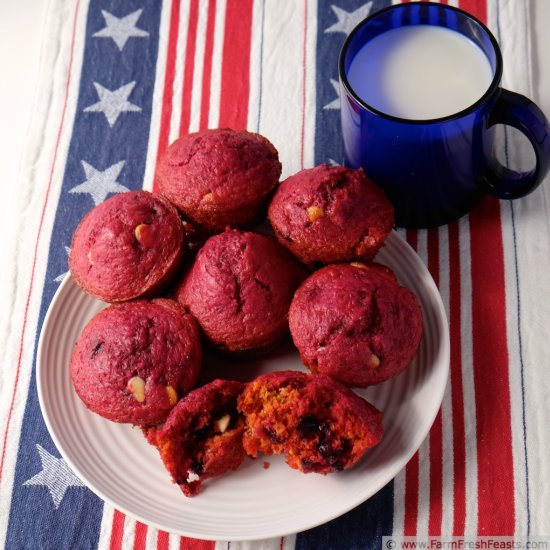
[1,0,548,548]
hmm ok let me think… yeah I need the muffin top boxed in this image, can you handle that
[289,262,423,387]
[70,298,202,425]
[268,164,394,266]
[176,229,306,354]
[156,128,281,233]
[69,190,184,302]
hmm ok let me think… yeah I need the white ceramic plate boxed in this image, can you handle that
[37,231,449,541]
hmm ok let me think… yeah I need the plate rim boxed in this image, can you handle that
[37,230,450,541]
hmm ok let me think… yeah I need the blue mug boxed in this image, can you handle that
[339,1,550,228]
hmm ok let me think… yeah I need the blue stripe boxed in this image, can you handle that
[296,482,394,550]
[297,1,394,546]
[6,2,162,548]
[313,0,391,167]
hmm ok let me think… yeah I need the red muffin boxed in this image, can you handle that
[147,379,246,497]
[268,164,394,266]
[238,371,383,474]
[176,229,306,355]
[155,128,281,233]
[70,298,201,425]
[69,190,184,302]
[289,262,423,387]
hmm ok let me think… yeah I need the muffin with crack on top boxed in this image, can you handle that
[175,229,307,356]
[70,298,201,426]
[268,164,394,267]
[155,128,281,233]
[69,190,184,302]
[289,262,423,387]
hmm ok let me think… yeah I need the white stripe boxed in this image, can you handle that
[145,525,158,549]
[142,0,175,190]
[459,215,478,535]
[97,505,116,548]
[247,0,265,133]
[216,538,285,550]
[207,0,227,128]
[0,1,88,547]
[282,534,297,549]
[188,0,210,133]
[168,533,181,550]
[414,231,431,538]
[438,225,455,538]
[120,516,136,550]
[302,0,318,170]
[168,0,191,144]
[256,0,310,180]
[500,200,529,536]
[392,467,406,535]
[490,0,549,535]
[392,226,412,537]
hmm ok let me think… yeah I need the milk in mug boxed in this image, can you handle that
[346,25,494,120]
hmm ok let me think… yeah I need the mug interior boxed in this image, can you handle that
[339,1,503,123]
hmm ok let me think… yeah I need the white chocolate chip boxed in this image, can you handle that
[166,385,178,406]
[134,224,149,242]
[186,470,200,483]
[306,206,325,222]
[370,354,381,368]
[201,192,214,203]
[128,376,146,403]
[214,414,231,434]
[350,262,367,269]
[87,250,94,265]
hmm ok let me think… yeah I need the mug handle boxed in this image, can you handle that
[483,88,550,199]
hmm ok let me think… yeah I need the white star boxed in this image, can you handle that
[84,81,141,127]
[23,445,86,509]
[54,246,71,283]
[325,3,373,35]
[328,158,341,166]
[324,78,341,110]
[93,9,149,51]
[69,160,129,206]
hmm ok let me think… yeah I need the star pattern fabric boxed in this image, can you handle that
[69,160,128,206]
[84,81,141,127]
[23,445,86,509]
[54,246,71,283]
[324,78,341,110]
[324,2,373,34]
[93,9,149,51]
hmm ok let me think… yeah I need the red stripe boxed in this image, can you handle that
[404,452,420,536]
[179,0,200,135]
[133,521,148,550]
[109,510,126,550]
[178,537,215,550]
[0,0,81,484]
[469,197,515,534]
[300,0,309,169]
[199,0,217,130]
[464,0,514,535]
[427,229,443,536]
[154,0,182,181]
[458,0,486,21]
[218,0,253,129]
[157,531,170,550]
[403,228,419,536]
[448,221,466,535]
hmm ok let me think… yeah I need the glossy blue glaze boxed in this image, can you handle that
[339,2,550,228]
